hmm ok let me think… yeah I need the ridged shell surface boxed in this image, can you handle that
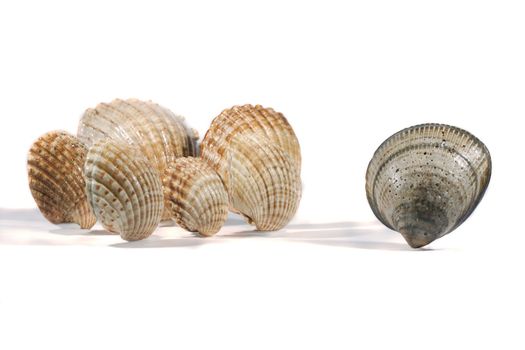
[200,104,301,171]
[77,98,199,220]
[204,133,301,231]
[85,140,164,241]
[163,157,228,236]
[27,131,96,229]
[366,123,491,248]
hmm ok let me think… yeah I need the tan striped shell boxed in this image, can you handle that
[201,104,301,171]
[163,157,228,236]
[27,131,96,229]
[77,98,199,220]
[84,140,164,241]
[201,105,302,231]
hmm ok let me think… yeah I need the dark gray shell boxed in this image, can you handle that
[365,124,491,248]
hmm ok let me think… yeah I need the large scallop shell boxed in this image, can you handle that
[201,105,302,231]
[84,140,164,241]
[27,131,96,229]
[77,98,199,220]
[366,123,492,248]
[163,157,228,236]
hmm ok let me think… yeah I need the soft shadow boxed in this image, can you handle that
[49,227,89,236]
[224,213,250,226]
[159,220,177,227]
[1,208,438,251]
[0,208,53,231]
[294,235,435,251]
[86,229,117,236]
[221,230,270,238]
[49,225,116,236]
[220,221,437,251]
[0,208,43,221]
[284,224,438,251]
[48,224,117,236]
[223,222,371,239]
[287,222,375,230]
[111,237,221,248]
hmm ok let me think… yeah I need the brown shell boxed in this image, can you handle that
[77,98,199,220]
[84,140,164,241]
[202,106,302,231]
[27,131,96,229]
[163,157,228,236]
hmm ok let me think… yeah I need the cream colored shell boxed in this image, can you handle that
[201,105,302,231]
[163,157,228,236]
[84,140,164,241]
[27,131,96,229]
[201,104,301,171]
[77,98,199,220]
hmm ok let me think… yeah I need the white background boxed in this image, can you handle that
[1,1,524,349]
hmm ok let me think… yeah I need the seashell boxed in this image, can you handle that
[27,131,96,229]
[84,140,164,241]
[77,98,199,220]
[162,157,228,236]
[200,104,301,171]
[365,123,492,248]
[202,105,302,231]
[224,136,301,231]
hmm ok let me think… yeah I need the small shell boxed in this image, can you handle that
[27,131,96,229]
[77,98,199,220]
[366,123,492,248]
[163,157,228,236]
[204,134,301,231]
[84,140,164,241]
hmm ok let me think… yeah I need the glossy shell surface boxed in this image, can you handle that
[85,140,164,241]
[201,105,302,231]
[366,123,491,248]
[78,98,199,220]
[163,157,228,236]
[28,131,96,229]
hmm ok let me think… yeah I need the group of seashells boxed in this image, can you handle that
[28,99,302,242]
[27,99,491,248]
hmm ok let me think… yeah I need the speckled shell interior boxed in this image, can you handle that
[84,140,164,241]
[163,157,228,236]
[366,123,491,248]
[77,98,199,220]
[27,131,96,229]
[200,104,302,231]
